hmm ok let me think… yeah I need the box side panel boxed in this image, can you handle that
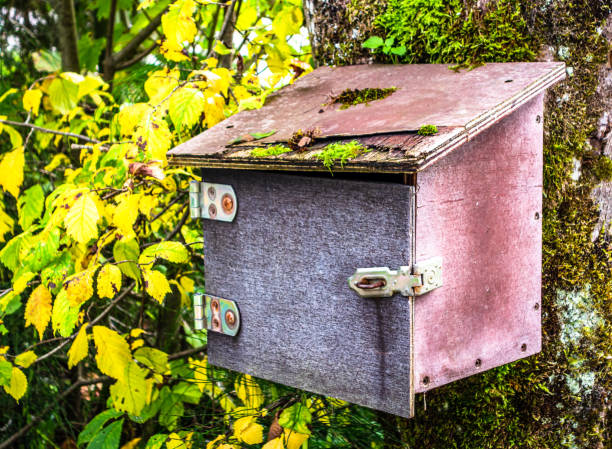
[201,170,415,417]
[414,94,543,393]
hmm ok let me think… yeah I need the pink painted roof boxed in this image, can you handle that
[168,62,565,173]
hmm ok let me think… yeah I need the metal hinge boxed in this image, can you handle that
[348,257,442,298]
[189,181,237,222]
[193,293,240,336]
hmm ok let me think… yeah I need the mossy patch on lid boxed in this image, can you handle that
[330,87,397,109]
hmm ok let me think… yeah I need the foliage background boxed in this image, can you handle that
[0,0,611,448]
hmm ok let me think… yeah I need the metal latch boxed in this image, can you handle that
[348,257,442,298]
[193,293,240,336]
[189,181,237,222]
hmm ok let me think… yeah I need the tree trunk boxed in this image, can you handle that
[304,1,611,447]
[55,0,80,72]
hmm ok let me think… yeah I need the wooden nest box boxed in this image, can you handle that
[168,62,566,418]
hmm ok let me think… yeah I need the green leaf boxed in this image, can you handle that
[158,386,184,431]
[384,37,394,48]
[51,289,80,337]
[32,50,61,72]
[22,229,61,273]
[144,434,168,449]
[362,36,384,49]
[228,130,276,145]
[78,409,123,446]
[390,46,407,56]
[113,238,141,283]
[0,359,12,386]
[86,418,124,449]
[110,362,148,416]
[278,402,312,435]
[172,381,202,405]
[18,185,45,230]
[0,233,25,272]
[139,241,189,266]
[134,347,168,373]
[48,77,79,115]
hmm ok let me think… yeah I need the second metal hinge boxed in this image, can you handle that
[348,257,443,298]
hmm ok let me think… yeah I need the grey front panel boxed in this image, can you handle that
[201,169,414,417]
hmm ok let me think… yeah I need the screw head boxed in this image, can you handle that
[225,310,236,327]
[211,299,220,312]
[208,203,217,218]
[221,194,234,214]
[207,186,216,200]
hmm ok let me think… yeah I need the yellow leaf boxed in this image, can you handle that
[3,366,27,401]
[206,436,238,449]
[169,87,205,129]
[64,192,100,244]
[166,433,187,449]
[77,74,106,99]
[110,361,148,415]
[117,103,152,136]
[262,438,284,449]
[23,89,43,116]
[272,6,303,38]
[67,325,89,368]
[130,339,144,350]
[13,272,35,295]
[143,270,172,303]
[92,325,131,381]
[144,68,180,104]
[213,41,232,55]
[234,416,264,444]
[235,374,264,409]
[134,117,172,161]
[44,153,71,172]
[65,270,94,307]
[0,204,14,242]
[236,5,258,30]
[120,437,142,449]
[0,146,24,198]
[162,1,197,53]
[15,350,37,368]
[138,194,157,217]
[203,93,226,128]
[97,264,122,299]
[130,328,145,337]
[283,429,309,449]
[25,285,52,340]
[113,193,140,236]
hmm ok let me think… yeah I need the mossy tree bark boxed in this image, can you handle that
[304,1,611,447]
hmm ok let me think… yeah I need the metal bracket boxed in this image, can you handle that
[193,293,240,336]
[348,257,442,298]
[189,181,237,222]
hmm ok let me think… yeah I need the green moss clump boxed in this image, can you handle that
[314,141,370,171]
[417,124,438,136]
[250,145,291,158]
[370,0,536,68]
[592,155,612,181]
[330,87,397,109]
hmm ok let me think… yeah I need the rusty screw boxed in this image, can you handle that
[207,186,216,201]
[208,203,217,218]
[211,299,220,312]
[221,194,234,214]
[225,310,236,327]
[212,317,220,329]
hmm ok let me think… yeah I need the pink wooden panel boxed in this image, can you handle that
[414,94,544,393]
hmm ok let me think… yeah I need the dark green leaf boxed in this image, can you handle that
[78,409,123,446]
[86,418,124,449]
[278,402,312,435]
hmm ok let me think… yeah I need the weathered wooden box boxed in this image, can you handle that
[168,63,565,418]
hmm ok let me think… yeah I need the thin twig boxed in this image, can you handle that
[0,119,100,144]
[164,205,189,241]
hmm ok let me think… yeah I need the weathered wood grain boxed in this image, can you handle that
[201,169,415,417]
[413,95,544,392]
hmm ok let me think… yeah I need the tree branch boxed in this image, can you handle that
[112,8,167,66]
[115,42,158,70]
[0,376,112,449]
[0,119,100,144]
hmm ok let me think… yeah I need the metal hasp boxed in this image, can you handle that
[193,293,240,336]
[189,181,237,222]
[348,257,442,298]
